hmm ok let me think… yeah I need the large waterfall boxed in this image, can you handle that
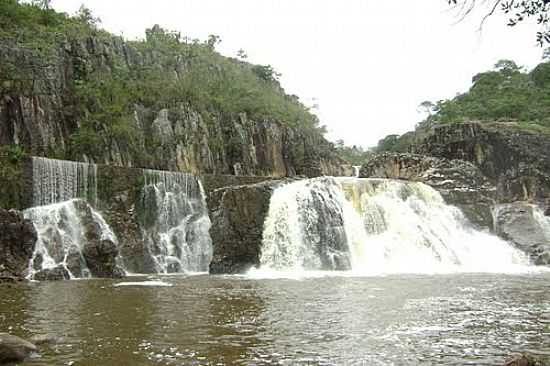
[259,177,529,275]
[138,169,212,274]
[32,157,98,207]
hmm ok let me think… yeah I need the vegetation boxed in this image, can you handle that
[448,0,550,45]
[333,140,373,165]
[1,0,326,163]
[375,58,550,153]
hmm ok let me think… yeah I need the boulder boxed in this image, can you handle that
[34,265,71,281]
[494,203,550,265]
[503,354,548,366]
[208,180,285,274]
[0,333,37,364]
[82,239,125,278]
[0,209,37,281]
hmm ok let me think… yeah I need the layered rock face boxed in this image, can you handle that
[0,209,36,281]
[413,122,550,204]
[208,180,284,274]
[362,122,550,263]
[360,153,496,228]
[0,35,345,178]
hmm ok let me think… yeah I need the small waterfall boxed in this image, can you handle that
[32,157,98,207]
[352,165,361,178]
[261,177,352,271]
[259,177,529,274]
[24,199,120,279]
[138,169,212,273]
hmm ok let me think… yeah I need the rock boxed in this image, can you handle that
[494,203,550,265]
[0,209,37,281]
[0,333,37,364]
[82,239,125,278]
[34,265,71,281]
[503,354,548,366]
[1,36,346,179]
[413,122,550,203]
[360,152,496,228]
[208,180,285,274]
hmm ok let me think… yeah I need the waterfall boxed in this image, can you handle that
[138,169,212,274]
[24,199,120,280]
[259,177,529,274]
[32,157,98,207]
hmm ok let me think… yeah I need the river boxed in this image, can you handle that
[2,272,549,365]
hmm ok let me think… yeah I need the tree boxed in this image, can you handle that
[31,0,51,9]
[237,49,248,59]
[448,0,550,45]
[206,34,221,50]
[418,101,436,116]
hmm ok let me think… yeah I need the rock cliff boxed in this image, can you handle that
[1,25,345,178]
[0,209,36,281]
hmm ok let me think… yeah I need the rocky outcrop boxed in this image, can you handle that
[360,153,496,228]
[208,180,285,274]
[1,34,345,178]
[0,209,36,281]
[494,203,550,265]
[0,333,37,364]
[413,122,550,204]
[26,199,125,280]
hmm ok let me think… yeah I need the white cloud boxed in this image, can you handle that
[52,0,544,147]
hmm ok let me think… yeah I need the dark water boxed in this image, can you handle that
[1,272,550,365]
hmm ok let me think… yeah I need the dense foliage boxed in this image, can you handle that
[426,59,550,131]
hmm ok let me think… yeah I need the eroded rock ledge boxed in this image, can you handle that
[0,209,36,282]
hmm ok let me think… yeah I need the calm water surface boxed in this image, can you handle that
[1,273,550,365]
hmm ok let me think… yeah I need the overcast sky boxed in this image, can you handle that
[51,0,544,147]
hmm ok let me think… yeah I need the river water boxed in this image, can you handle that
[2,272,550,365]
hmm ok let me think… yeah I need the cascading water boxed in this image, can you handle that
[24,199,120,279]
[32,157,98,207]
[26,157,121,279]
[259,177,530,275]
[138,169,212,274]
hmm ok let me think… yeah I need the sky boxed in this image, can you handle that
[51,0,545,148]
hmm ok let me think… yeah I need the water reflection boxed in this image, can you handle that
[0,273,549,365]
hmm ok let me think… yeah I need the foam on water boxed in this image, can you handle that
[113,280,173,287]
[255,177,533,278]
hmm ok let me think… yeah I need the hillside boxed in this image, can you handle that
[0,0,345,177]
[374,58,550,154]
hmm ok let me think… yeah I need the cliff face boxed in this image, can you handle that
[0,32,345,178]
[362,122,550,264]
[413,122,550,204]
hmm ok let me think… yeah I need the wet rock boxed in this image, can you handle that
[503,354,548,366]
[0,333,37,364]
[34,265,71,281]
[82,239,125,278]
[360,153,496,228]
[0,209,37,281]
[494,203,550,265]
[208,180,286,274]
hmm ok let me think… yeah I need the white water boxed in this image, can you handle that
[140,169,212,274]
[24,199,119,279]
[257,177,530,276]
[32,157,98,207]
